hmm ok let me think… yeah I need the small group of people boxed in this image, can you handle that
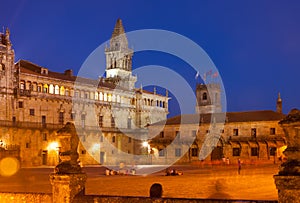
[105,168,136,176]
[222,156,230,165]
[165,168,183,176]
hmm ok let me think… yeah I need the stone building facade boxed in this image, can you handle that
[0,19,169,166]
[148,84,287,164]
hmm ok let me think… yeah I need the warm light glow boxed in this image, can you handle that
[0,157,20,177]
[47,142,59,151]
[142,141,148,147]
[92,143,100,152]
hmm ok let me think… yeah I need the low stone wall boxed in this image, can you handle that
[0,192,52,203]
[74,195,278,203]
[0,192,278,203]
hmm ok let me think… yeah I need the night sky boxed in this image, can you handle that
[1,1,300,117]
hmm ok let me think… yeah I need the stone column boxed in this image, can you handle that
[49,122,87,203]
[274,109,300,203]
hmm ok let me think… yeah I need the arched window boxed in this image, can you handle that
[104,93,107,101]
[117,95,121,103]
[60,86,65,95]
[65,89,69,96]
[95,92,99,100]
[49,84,54,94]
[112,94,116,102]
[20,82,25,90]
[43,84,48,93]
[99,92,103,100]
[108,94,112,102]
[202,92,207,100]
[54,85,59,94]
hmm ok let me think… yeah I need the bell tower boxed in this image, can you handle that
[195,83,222,114]
[105,19,136,90]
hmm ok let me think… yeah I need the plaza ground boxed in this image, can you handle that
[0,164,279,200]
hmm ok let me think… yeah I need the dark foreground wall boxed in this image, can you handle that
[0,192,52,203]
[74,195,278,203]
[0,192,278,203]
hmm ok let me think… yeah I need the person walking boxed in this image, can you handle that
[238,159,242,174]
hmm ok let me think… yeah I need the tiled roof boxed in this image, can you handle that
[151,110,286,126]
[16,60,125,89]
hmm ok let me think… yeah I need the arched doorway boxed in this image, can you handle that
[211,139,224,161]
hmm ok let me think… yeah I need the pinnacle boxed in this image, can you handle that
[111,18,125,39]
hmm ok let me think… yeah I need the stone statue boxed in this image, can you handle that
[278,108,300,175]
[54,122,82,174]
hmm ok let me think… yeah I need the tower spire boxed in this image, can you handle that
[104,19,136,90]
[276,92,282,114]
[111,18,125,39]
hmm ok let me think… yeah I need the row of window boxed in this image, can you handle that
[20,108,130,128]
[157,147,277,158]
[158,127,277,139]
[233,128,276,136]
[19,81,167,108]
[20,81,126,103]
[232,147,276,157]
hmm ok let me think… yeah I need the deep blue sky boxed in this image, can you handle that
[1,1,300,117]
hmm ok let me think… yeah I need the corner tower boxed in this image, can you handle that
[195,83,222,114]
[0,28,16,120]
[105,19,136,90]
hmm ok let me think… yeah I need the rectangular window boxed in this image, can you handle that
[59,112,64,124]
[18,101,23,108]
[100,135,104,142]
[192,148,198,157]
[111,117,115,128]
[175,131,180,139]
[233,129,239,136]
[251,128,257,138]
[81,150,86,155]
[175,148,181,157]
[251,147,259,156]
[270,128,276,135]
[127,118,131,129]
[192,130,197,137]
[159,131,164,138]
[42,133,47,141]
[112,136,116,143]
[75,91,79,97]
[232,148,240,156]
[81,114,85,128]
[37,86,42,92]
[25,142,30,148]
[159,149,165,157]
[29,109,35,116]
[12,116,16,125]
[71,113,75,120]
[128,137,132,143]
[270,147,276,156]
[42,116,46,127]
[99,115,103,127]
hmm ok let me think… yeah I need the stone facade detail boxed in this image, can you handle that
[274,109,300,203]
[0,19,169,167]
[149,83,286,164]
